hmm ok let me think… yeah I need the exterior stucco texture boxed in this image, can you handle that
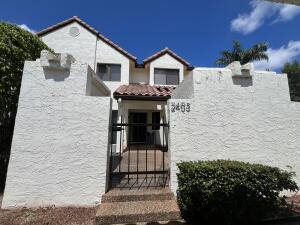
[41,21,130,106]
[2,60,111,208]
[169,68,300,193]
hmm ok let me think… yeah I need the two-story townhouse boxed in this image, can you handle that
[4,15,300,215]
[37,16,193,150]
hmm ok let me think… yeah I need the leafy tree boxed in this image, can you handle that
[282,60,300,102]
[216,40,269,66]
[0,22,51,191]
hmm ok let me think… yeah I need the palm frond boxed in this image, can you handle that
[216,41,269,66]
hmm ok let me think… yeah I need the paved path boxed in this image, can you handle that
[110,148,169,189]
[112,149,169,173]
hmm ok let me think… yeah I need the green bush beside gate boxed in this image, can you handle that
[177,160,298,225]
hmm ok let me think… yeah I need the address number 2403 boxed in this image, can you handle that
[171,102,190,113]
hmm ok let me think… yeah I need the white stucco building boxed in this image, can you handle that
[2,16,300,209]
[38,16,193,149]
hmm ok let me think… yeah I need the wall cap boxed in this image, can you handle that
[40,50,75,71]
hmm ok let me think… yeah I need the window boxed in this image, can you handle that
[97,63,121,81]
[111,110,118,144]
[154,68,179,85]
[152,112,160,130]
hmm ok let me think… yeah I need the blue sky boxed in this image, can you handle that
[1,0,300,71]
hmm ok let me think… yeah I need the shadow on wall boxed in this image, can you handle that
[232,77,253,87]
[43,69,70,81]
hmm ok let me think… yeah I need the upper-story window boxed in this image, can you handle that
[154,68,179,85]
[97,63,121,81]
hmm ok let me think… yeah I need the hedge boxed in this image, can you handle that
[177,160,298,225]
[0,22,51,191]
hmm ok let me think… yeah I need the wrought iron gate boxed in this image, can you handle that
[109,116,169,189]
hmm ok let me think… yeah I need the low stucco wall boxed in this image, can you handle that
[2,56,111,208]
[169,66,300,193]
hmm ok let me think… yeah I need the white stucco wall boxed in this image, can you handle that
[171,72,194,99]
[2,55,112,208]
[41,22,97,69]
[40,20,190,90]
[149,54,184,85]
[40,21,132,110]
[95,36,131,103]
[130,62,150,84]
[169,66,300,193]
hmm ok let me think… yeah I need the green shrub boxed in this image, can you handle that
[177,160,299,225]
[0,22,51,191]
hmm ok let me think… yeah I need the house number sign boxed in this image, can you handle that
[171,102,190,113]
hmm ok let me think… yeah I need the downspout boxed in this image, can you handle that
[93,36,98,71]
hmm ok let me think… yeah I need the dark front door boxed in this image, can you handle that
[129,113,147,144]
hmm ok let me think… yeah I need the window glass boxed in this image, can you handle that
[110,65,121,81]
[154,68,179,85]
[98,64,109,81]
[166,70,179,85]
[97,64,121,81]
[154,70,166,85]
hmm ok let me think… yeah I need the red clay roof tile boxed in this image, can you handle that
[114,84,175,100]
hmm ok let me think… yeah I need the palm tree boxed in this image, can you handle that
[216,41,269,66]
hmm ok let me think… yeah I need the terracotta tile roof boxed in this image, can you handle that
[36,16,137,61]
[114,84,176,100]
[143,47,193,69]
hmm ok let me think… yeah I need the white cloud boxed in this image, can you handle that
[275,4,300,22]
[231,1,277,34]
[231,0,300,34]
[18,24,36,33]
[254,41,300,70]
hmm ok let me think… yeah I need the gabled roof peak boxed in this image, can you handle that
[143,47,193,69]
[37,17,193,69]
[37,16,137,61]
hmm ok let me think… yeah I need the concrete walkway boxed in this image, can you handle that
[96,188,181,225]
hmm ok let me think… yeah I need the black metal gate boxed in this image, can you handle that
[109,116,169,189]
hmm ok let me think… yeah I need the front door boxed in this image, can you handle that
[129,112,147,144]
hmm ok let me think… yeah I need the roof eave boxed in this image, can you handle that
[142,48,193,68]
[113,94,170,101]
[36,16,137,62]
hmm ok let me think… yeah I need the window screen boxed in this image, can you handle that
[154,69,179,85]
[97,64,121,81]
